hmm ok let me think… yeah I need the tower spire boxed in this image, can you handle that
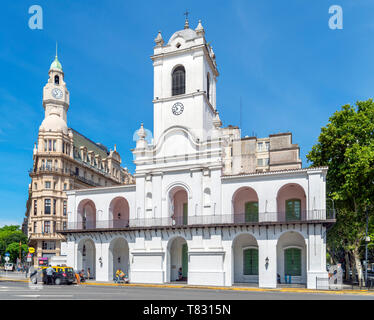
[184,10,190,29]
[50,42,62,71]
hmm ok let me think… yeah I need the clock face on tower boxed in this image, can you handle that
[172,102,184,116]
[51,88,63,99]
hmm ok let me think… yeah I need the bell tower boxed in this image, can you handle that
[42,48,70,123]
[151,19,219,145]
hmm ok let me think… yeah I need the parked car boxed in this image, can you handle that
[4,263,14,271]
[41,266,75,285]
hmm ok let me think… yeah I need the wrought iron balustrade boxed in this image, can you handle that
[57,210,335,232]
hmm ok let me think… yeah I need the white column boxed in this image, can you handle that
[258,228,277,288]
[66,239,76,270]
[95,240,110,282]
[306,224,328,289]
[222,228,233,287]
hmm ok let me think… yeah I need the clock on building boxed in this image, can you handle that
[51,88,63,99]
[172,102,184,116]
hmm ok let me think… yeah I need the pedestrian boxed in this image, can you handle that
[75,270,81,285]
[46,265,54,285]
[87,267,91,280]
[177,267,183,281]
[79,269,85,282]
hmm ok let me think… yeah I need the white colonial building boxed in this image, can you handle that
[60,19,335,289]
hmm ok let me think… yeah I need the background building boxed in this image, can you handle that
[24,54,134,263]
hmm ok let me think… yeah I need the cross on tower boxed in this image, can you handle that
[184,10,190,20]
[184,10,190,29]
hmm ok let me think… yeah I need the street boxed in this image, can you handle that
[0,281,373,300]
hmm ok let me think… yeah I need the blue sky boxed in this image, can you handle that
[0,0,373,226]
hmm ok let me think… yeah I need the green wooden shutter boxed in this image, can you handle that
[284,248,301,276]
[245,202,259,222]
[183,203,188,225]
[243,249,259,275]
[243,249,251,275]
[286,200,301,221]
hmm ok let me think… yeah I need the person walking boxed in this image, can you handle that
[87,267,91,280]
[75,270,81,285]
[46,265,54,285]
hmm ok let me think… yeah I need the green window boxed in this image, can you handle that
[286,199,301,221]
[284,248,301,276]
[245,202,259,222]
[183,203,188,225]
[243,249,258,275]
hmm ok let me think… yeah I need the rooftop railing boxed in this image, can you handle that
[57,210,336,232]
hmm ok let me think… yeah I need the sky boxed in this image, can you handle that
[0,0,373,226]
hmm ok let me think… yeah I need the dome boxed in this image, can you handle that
[50,56,63,71]
[168,28,198,44]
[39,114,68,134]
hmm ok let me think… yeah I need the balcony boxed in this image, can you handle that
[57,210,336,233]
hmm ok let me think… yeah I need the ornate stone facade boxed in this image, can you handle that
[24,54,134,262]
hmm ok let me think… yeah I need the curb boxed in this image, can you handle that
[81,281,374,296]
[1,278,373,296]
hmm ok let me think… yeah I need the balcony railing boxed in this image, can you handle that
[57,210,335,232]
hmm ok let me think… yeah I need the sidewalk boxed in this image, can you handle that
[1,275,373,296]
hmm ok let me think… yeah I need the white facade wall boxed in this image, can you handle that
[64,222,328,288]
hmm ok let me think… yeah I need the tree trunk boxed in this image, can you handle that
[327,247,336,265]
[344,251,351,281]
[353,247,364,286]
[350,253,356,281]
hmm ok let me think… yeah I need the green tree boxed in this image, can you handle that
[307,99,374,283]
[5,243,28,264]
[0,225,28,262]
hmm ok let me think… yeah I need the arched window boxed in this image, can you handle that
[172,66,185,96]
[207,73,210,102]
[203,188,211,207]
[146,192,152,210]
[54,75,60,85]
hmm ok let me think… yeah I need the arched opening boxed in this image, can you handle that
[146,193,152,211]
[77,238,96,280]
[108,237,130,281]
[109,197,130,228]
[276,231,306,286]
[232,187,259,223]
[77,199,96,230]
[277,184,306,222]
[167,237,188,283]
[232,234,259,284]
[54,75,60,85]
[172,66,185,96]
[169,186,188,226]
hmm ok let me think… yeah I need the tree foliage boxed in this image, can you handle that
[0,225,28,263]
[307,99,374,279]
